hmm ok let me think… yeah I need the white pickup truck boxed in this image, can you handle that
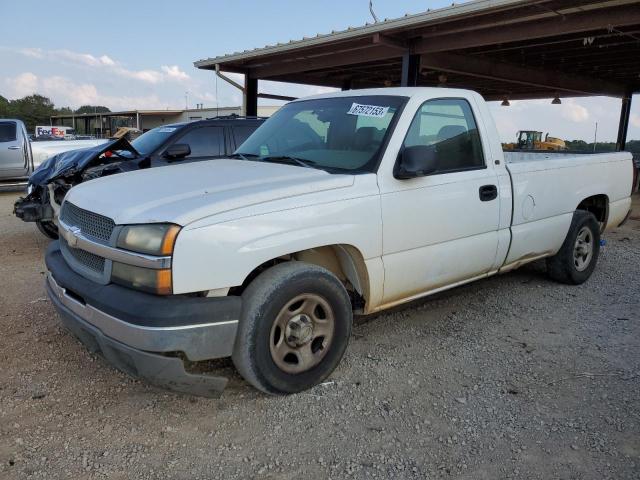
[44,88,634,397]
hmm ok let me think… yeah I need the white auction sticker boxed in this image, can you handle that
[347,103,389,118]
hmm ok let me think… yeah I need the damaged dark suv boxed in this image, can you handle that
[14,116,266,238]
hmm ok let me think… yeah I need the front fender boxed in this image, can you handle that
[171,196,382,294]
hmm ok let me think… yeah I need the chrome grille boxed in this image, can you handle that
[64,242,105,273]
[60,202,115,242]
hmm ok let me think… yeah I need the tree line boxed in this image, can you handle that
[564,139,640,154]
[0,93,110,132]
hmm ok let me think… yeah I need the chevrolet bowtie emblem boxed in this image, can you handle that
[67,226,81,247]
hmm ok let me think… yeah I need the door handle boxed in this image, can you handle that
[479,184,498,201]
[8,146,20,150]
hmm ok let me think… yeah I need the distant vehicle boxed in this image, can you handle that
[504,130,567,151]
[1,119,108,186]
[14,116,266,239]
[35,125,76,139]
[32,134,65,141]
[0,119,32,182]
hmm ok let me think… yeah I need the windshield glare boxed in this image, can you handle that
[237,95,407,172]
[130,126,179,155]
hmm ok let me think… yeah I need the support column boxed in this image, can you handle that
[244,76,258,117]
[616,91,633,151]
[341,78,353,91]
[400,53,420,87]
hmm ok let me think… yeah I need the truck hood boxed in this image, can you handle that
[29,137,139,186]
[65,159,356,226]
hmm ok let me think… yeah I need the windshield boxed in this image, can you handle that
[130,126,180,155]
[236,95,407,172]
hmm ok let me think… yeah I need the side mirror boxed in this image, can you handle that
[163,143,191,160]
[394,145,438,179]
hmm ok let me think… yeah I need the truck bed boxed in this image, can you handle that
[501,150,633,269]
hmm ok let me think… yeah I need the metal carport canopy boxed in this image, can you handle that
[195,0,640,148]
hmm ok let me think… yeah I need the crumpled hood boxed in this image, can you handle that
[29,137,138,186]
[65,159,356,226]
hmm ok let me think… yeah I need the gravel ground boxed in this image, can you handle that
[1,191,639,480]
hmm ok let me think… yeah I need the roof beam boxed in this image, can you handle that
[372,33,407,50]
[249,45,402,79]
[420,52,627,96]
[413,4,640,54]
[483,91,591,101]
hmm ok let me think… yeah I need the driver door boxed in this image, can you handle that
[379,98,500,304]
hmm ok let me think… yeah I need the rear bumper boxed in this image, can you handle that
[45,242,242,397]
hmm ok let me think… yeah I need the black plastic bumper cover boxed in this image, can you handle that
[45,241,242,397]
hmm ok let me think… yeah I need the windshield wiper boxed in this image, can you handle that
[228,152,260,161]
[260,155,316,169]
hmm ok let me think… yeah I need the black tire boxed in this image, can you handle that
[36,220,59,240]
[546,210,600,285]
[232,262,353,395]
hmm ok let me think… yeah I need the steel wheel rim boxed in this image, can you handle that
[573,226,594,272]
[269,293,335,374]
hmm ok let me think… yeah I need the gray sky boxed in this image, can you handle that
[1,0,638,142]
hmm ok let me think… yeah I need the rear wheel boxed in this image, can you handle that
[232,262,352,395]
[36,220,59,239]
[546,210,600,285]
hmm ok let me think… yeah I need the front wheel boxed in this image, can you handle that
[232,262,353,395]
[546,210,600,285]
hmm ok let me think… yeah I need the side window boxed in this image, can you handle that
[0,122,17,143]
[233,125,258,148]
[175,126,223,157]
[403,99,485,173]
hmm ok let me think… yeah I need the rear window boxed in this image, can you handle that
[0,122,17,143]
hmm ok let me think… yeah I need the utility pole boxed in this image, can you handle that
[593,122,598,153]
[185,91,189,110]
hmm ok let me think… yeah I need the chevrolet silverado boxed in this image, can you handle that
[43,88,633,396]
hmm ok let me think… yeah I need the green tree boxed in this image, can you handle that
[626,140,640,153]
[6,94,56,132]
[0,95,9,117]
[56,106,73,115]
[75,105,110,114]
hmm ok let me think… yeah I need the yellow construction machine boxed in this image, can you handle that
[503,130,567,151]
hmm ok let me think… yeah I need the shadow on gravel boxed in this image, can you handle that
[354,259,550,327]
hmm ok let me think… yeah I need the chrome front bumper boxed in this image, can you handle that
[47,273,238,362]
[45,243,242,397]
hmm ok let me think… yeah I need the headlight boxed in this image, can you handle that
[112,262,172,295]
[116,224,180,256]
[27,184,34,195]
[113,223,180,295]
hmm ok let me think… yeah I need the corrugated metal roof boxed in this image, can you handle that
[194,0,531,68]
